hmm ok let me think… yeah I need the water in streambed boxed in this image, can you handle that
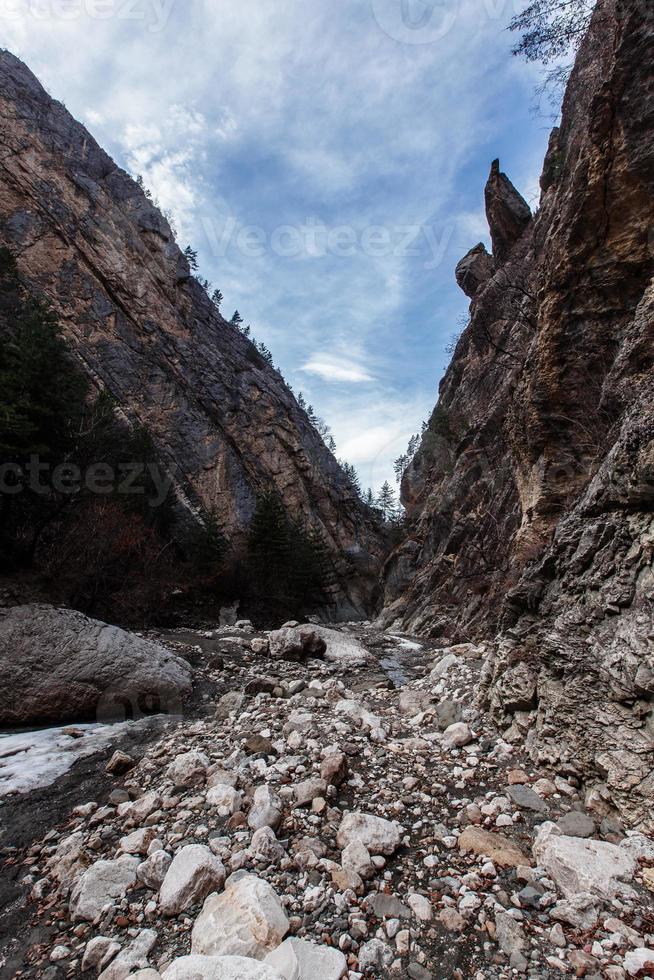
[379,634,425,687]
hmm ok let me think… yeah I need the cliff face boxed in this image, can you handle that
[0,51,380,616]
[382,0,654,828]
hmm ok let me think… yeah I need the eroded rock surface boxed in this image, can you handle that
[0,604,192,726]
[381,0,654,829]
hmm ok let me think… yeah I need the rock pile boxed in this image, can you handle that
[3,622,653,978]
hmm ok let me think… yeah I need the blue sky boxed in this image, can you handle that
[3,0,553,491]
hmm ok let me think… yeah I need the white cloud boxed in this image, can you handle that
[301,355,375,384]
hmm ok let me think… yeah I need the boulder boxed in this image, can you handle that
[336,812,403,856]
[442,722,473,749]
[158,845,225,916]
[98,930,157,980]
[206,784,243,816]
[248,785,283,832]
[70,857,139,921]
[457,827,532,869]
[191,873,289,959]
[137,850,172,891]
[167,750,209,788]
[506,785,547,813]
[265,938,348,979]
[306,625,369,666]
[0,605,192,725]
[533,822,637,900]
[164,956,283,979]
[320,752,348,787]
[455,242,494,298]
[268,626,326,661]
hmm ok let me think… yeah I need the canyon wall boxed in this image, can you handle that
[382,0,654,827]
[0,50,380,615]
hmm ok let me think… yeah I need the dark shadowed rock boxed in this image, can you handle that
[455,242,495,298]
[0,604,192,726]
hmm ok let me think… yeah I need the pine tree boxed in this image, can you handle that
[211,289,223,310]
[376,481,397,522]
[184,246,199,271]
[297,392,307,411]
[327,436,337,453]
[230,310,243,327]
[340,462,362,498]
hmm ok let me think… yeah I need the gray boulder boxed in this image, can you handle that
[0,604,192,725]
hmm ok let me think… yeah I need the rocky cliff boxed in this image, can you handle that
[381,0,654,827]
[0,51,380,616]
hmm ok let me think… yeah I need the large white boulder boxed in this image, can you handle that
[70,857,139,921]
[191,874,289,959]
[159,845,225,916]
[264,938,348,980]
[0,604,192,725]
[163,956,283,979]
[533,822,637,900]
[336,812,403,856]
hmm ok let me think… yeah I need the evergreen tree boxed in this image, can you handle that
[246,491,328,617]
[340,461,362,498]
[211,289,223,310]
[375,481,397,522]
[184,245,199,271]
[327,435,337,454]
[297,392,307,411]
[230,310,243,327]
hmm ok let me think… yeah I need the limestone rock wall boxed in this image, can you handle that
[381,0,654,825]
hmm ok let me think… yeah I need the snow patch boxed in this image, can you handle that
[0,722,135,797]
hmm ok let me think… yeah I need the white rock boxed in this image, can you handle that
[191,873,289,959]
[341,840,374,879]
[250,827,286,865]
[265,937,348,979]
[70,857,139,921]
[308,625,369,666]
[336,812,403,856]
[624,949,654,976]
[206,783,243,817]
[119,827,157,855]
[430,653,460,680]
[137,850,172,891]
[442,722,473,749]
[407,893,433,921]
[98,930,158,980]
[158,845,225,916]
[82,936,122,972]
[166,750,209,788]
[248,785,283,832]
[334,700,382,732]
[533,822,637,900]
[163,955,284,979]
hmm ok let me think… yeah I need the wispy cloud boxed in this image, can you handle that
[300,355,375,384]
[2,0,550,486]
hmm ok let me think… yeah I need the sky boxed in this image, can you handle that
[1,0,554,492]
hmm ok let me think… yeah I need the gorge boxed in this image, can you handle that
[0,0,653,977]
